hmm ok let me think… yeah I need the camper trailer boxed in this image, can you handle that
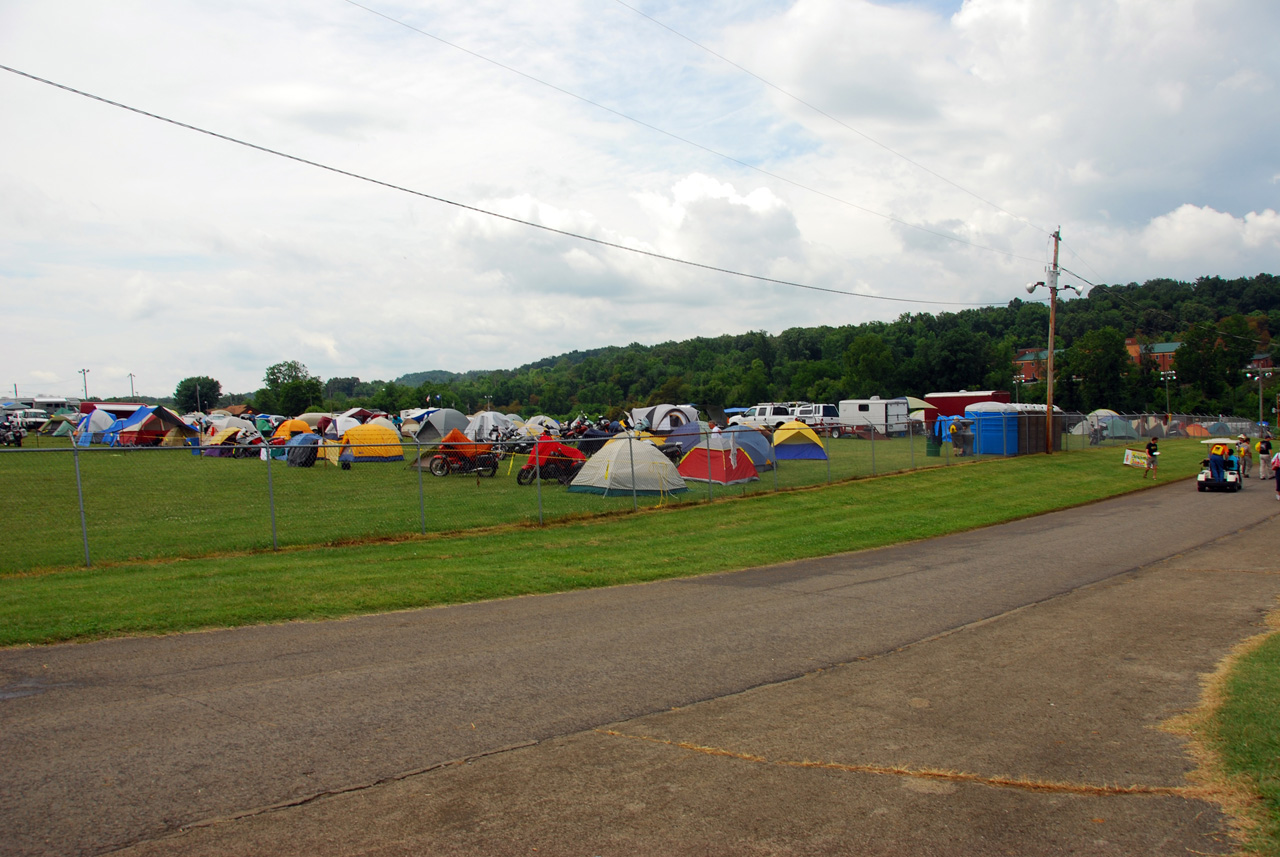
[837,397,910,435]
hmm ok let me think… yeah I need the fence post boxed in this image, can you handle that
[72,444,91,568]
[704,429,713,501]
[870,423,876,475]
[535,445,544,525]
[909,419,915,470]
[416,439,426,535]
[628,433,638,511]
[772,434,779,491]
[265,441,278,551]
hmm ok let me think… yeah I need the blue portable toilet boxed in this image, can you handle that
[965,402,1019,455]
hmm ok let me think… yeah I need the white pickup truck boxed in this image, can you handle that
[728,403,795,431]
[791,403,843,437]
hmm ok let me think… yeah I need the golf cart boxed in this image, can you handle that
[1197,438,1243,492]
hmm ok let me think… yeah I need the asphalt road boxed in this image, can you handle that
[2,477,1279,856]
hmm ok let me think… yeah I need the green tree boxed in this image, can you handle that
[276,378,323,416]
[1061,327,1130,412]
[174,376,221,414]
[264,360,314,389]
[843,334,895,398]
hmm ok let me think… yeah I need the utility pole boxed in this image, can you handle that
[79,368,90,401]
[128,373,137,399]
[1025,229,1077,454]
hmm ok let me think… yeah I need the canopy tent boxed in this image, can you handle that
[339,423,405,462]
[413,408,469,443]
[568,435,688,496]
[678,435,759,485]
[465,411,513,442]
[772,420,828,461]
[117,406,198,447]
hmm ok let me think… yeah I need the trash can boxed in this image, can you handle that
[926,437,941,457]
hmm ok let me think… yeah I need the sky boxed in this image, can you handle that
[2,0,1278,399]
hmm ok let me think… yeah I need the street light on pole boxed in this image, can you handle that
[1160,369,1176,415]
[128,373,137,399]
[78,368,90,401]
[1245,368,1274,429]
[1025,228,1080,454]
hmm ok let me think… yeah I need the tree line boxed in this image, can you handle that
[171,273,1277,420]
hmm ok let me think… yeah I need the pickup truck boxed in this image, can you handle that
[791,403,843,437]
[728,403,795,431]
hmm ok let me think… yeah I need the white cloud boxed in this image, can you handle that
[0,0,1277,396]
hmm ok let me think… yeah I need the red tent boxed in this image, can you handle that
[678,446,759,485]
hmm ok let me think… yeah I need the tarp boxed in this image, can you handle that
[772,420,828,461]
[74,408,120,446]
[285,432,321,467]
[339,423,405,462]
[414,408,469,443]
[678,442,759,485]
[568,435,688,496]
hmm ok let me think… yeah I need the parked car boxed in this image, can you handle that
[792,403,842,436]
[728,403,795,431]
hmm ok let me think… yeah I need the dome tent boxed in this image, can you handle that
[568,434,687,497]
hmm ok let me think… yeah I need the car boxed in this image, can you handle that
[728,403,795,431]
[792,403,842,437]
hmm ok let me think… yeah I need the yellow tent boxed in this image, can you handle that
[339,423,405,462]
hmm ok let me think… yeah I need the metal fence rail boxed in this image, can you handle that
[1,412,1260,572]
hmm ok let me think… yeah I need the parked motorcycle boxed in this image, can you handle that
[516,437,587,485]
[0,419,26,447]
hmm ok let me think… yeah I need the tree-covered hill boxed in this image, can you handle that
[231,273,1278,419]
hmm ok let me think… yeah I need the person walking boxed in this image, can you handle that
[1144,436,1159,479]
[1272,448,1280,500]
[1237,434,1253,478]
[1258,434,1272,479]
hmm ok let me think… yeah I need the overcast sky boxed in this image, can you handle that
[2,0,1278,398]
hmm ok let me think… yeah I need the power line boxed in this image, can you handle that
[0,63,1004,308]
[611,0,1052,238]
[340,0,1045,267]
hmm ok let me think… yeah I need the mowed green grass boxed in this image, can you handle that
[0,430,1101,572]
[0,439,1205,646]
[1208,634,1280,856]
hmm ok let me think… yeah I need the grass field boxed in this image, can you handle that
[0,429,1115,572]
[0,438,1206,645]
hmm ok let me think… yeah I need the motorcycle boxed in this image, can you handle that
[0,419,26,447]
[424,437,500,478]
[516,437,587,485]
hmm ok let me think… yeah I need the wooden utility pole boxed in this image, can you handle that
[1044,228,1061,454]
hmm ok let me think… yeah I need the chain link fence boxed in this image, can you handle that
[2,411,1261,572]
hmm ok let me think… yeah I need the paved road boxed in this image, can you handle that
[2,479,1279,856]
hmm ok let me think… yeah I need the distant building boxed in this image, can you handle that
[1247,352,1274,370]
[1013,348,1055,382]
[1125,338,1180,371]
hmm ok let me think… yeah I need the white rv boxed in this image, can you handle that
[837,397,910,435]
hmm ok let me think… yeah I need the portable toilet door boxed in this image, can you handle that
[966,403,1018,455]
